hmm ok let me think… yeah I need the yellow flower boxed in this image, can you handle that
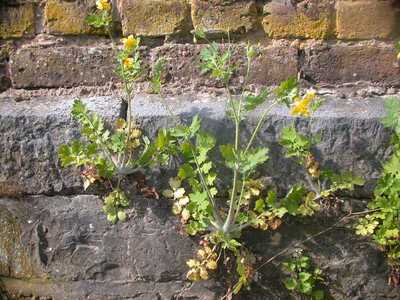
[122,35,138,51]
[290,90,316,117]
[123,57,134,70]
[96,0,111,11]
[397,52,400,61]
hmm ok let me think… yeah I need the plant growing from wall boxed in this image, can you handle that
[162,33,364,296]
[282,251,325,300]
[355,97,400,287]
[58,0,168,223]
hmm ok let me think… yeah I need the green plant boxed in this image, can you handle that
[150,57,166,94]
[282,252,325,300]
[396,41,400,61]
[59,0,169,223]
[355,97,400,286]
[162,33,364,296]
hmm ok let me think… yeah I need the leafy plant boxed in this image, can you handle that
[282,252,325,300]
[162,35,364,296]
[355,97,400,286]
[396,41,400,61]
[59,0,168,223]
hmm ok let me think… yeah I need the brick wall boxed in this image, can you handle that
[1,0,400,93]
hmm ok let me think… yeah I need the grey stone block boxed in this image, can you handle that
[0,96,124,195]
[132,93,393,196]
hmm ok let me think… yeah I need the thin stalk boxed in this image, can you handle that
[223,85,242,233]
[233,178,247,222]
[244,100,279,154]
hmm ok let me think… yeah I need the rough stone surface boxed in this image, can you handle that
[151,41,298,92]
[262,0,335,39]
[117,0,192,37]
[336,0,399,40]
[0,195,221,299]
[131,93,392,196]
[0,96,123,195]
[0,196,397,299]
[44,0,97,35]
[0,207,36,279]
[10,44,117,88]
[0,4,35,39]
[302,41,400,86]
[191,0,258,34]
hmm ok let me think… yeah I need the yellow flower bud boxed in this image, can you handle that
[197,249,206,260]
[96,0,111,11]
[181,208,190,221]
[172,202,182,215]
[174,188,185,199]
[206,260,218,270]
[162,189,174,199]
[169,177,181,189]
[178,196,189,206]
[123,57,134,70]
[186,259,199,268]
[187,269,200,281]
[130,128,142,138]
[199,267,209,280]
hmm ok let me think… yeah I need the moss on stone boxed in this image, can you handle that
[0,4,35,39]
[0,207,35,279]
[44,0,96,35]
[191,0,257,34]
[263,13,334,40]
[119,0,191,37]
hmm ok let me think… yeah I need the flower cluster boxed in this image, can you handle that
[290,90,317,117]
[162,177,191,223]
[186,242,218,281]
[120,35,139,71]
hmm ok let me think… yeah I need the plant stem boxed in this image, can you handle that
[244,100,278,154]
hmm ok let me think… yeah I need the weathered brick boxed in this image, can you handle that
[262,0,335,39]
[150,42,298,91]
[249,41,298,85]
[117,0,191,37]
[336,0,399,40]
[301,41,400,86]
[0,4,35,39]
[191,0,257,34]
[44,0,96,35]
[10,45,117,88]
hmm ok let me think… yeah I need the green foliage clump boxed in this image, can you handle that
[355,98,400,286]
[161,33,364,296]
[282,253,325,300]
[59,1,169,223]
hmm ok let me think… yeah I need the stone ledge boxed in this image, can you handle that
[0,96,123,195]
[0,93,395,197]
[131,93,393,196]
